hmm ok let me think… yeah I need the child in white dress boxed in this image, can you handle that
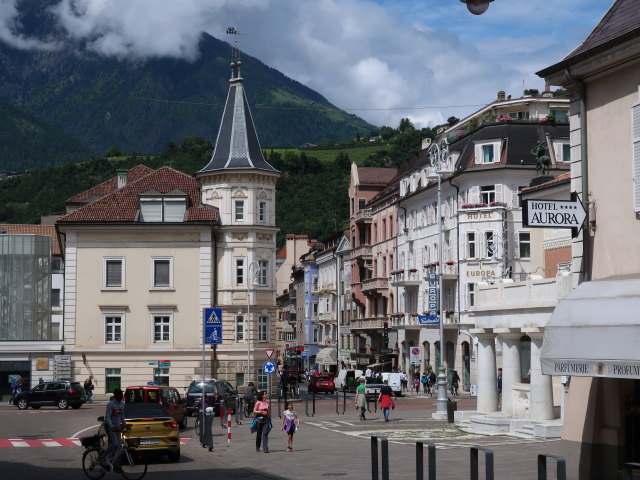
[281,402,300,452]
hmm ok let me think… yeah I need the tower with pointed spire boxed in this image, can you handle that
[197,32,280,386]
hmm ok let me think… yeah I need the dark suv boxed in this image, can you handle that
[13,380,86,410]
[185,379,238,417]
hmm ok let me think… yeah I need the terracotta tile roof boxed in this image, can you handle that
[521,172,571,193]
[276,246,287,260]
[565,0,640,60]
[58,166,218,224]
[66,165,154,204]
[0,224,61,255]
[358,167,398,185]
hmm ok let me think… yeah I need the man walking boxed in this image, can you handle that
[377,380,396,422]
[84,375,95,403]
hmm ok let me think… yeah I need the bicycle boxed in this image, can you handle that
[243,397,255,418]
[81,416,147,480]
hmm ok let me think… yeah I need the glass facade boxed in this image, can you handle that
[0,235,52,340]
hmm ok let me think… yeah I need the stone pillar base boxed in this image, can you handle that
[431,412,447,420]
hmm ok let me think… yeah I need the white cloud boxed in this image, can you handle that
[0,0,608,129]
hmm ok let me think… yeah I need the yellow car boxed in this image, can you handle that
[100,402,180,462]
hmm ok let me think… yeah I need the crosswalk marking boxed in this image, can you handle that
[0,438,191,448]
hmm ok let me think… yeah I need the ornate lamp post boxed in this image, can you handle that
[428,139,449,417]
[459,0,494,15]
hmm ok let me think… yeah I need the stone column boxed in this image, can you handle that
[500,333,522,417]
[476,333,498,414]
[529,333,554,420]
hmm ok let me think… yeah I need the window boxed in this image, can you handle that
[550,109,568,122]
[258,260,268,286]
[104,258,124,288]
[480,185,496,204]
[351,198,354,214]
[234,200,244,221]
[105,316,122,343]
[152,258,172,288]
[509,111,529,119]
[482,144,494,163]
[258,315,268,342]
[105,368,121,393]
[259,201,267,222]
[235,315,244,342]
[554,142,571,163]
[313,328,319,343]
[468,283,475,308]
[51,289,61,308]
[358,198,366,210]
[153,368,169,386]
[154,316,171,342]
[52,258,64,272]
[140,196,187,222]
[485,232,496,258]
[519,232,531,258]
[634,103,640,213]
[236,259,245,285]
[475,141,500,165]
[467,232,476,259]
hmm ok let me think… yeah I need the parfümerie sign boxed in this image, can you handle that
[541,359,640,379]
[522,197,586,230]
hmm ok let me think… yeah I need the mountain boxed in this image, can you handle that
[0,7,375,165]
[0,100,94,172]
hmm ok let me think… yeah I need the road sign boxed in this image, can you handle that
[263,360,276,374]
[158,360,171,367]
[418,315,439,325]
[380,348,393,354]
[265,349,274,359]
[410,346,421,365]
[203,307,223,345]
[301,350,308,359]
[522,195,586,234]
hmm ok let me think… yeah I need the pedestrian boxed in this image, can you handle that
[377,380,396,422]
[365,366,372,378]
[401,371,408,392]
[413,377,420,394]
[38,377,44,385]
[252,391,272,453]
[497,368,503,398]
[281,402,300,452]
[9,376,22,404]
[428,370,437,397]
[421,373,428,394]
[451,370,460,397]
[355,378,368,420]
[84,375,95,403]
[104,388,128,465]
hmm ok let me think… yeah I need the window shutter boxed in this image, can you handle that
[106,260,122,287]
[633,103,640,212]
[141,199,162,222]
[470,186,479,203]
[495,184,503,203]
[163,199,186,222]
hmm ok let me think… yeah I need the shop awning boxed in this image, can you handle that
[541,276,640,379]
[316,347,337,365]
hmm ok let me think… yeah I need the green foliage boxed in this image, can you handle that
[552,88,569,98]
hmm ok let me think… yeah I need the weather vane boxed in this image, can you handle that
[226,26,242,79]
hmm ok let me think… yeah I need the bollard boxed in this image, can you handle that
[623,462,640,480]
[416,442,437,480]
[227,408,232,444]
[201,406,214,451]
[336,389,346,415]
[470,446,494,480]
[537,454,566,480]
[235,397,241,425]
[370,436,389,480]
[219,399,226,427]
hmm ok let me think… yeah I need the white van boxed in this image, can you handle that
[381,372,402,395]
[334,369,364,391]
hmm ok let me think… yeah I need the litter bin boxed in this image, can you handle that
[446,396,457,423]
[200,406,214,451]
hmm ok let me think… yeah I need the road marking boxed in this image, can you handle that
[0,438,191,447]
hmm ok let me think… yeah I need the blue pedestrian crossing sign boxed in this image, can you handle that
[204,307,223,345]
[263,360,276,375]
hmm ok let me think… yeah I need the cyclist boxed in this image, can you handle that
[244,381,257,415]
[104,388,128,464]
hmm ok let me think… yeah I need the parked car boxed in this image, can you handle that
[13,380,86,410]
[185,379,238,417]
[124,385,188,429]
[308,372,336,394]
[99,402,180,462]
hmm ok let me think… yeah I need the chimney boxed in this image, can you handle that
[497,90,506,101]
[421,138,432,150]
[117,170,127,189]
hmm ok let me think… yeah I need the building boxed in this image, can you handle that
[0,225,64,398]
[537,0,640,476]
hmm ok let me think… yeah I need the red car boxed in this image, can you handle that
[308,373,335,394]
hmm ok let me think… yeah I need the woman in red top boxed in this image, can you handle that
[377,380,395,422]
[253,391,272,453]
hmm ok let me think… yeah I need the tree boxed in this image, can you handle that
[447,116,460,126]
[398,117,415,133]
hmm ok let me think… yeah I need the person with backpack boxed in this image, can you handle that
[428,370,437,397]
[84,375,95,403]
[421,373,429,394]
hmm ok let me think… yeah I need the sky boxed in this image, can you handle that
[0,0,613,129]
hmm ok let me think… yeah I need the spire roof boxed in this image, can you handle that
[199,42,277,174]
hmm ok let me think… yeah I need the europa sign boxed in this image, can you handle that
[522,194,586,237]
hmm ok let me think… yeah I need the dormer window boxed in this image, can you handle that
[139,191,187,222]
[474,140,502,165]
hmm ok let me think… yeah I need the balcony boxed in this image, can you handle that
[352,245,372,261]
[389,269,421,287]
[350,316,386,330]
[318,312,335,323]
[361,277,389,294]
[423,262,458,280]
[355,208,373,224]
[389,312,461,329]
[318,282,336,294]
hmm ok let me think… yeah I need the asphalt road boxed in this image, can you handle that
[0,392,562,479]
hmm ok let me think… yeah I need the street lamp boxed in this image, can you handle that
[247,260,261,383]
[459,0,494,15]
[428,139,449,417]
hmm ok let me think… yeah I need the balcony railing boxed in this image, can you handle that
[389,312,461,328]
[389,270,421,286]
[318,312,334,323]
[423,263,458,279]
[350,316,386,330]
[352,245,372,260]
[319,282,336,294]
[361,277,389,293]
[355,208,373,224]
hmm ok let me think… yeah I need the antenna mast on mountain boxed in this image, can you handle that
[226,26,242,80]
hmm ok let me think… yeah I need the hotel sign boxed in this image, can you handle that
[541,359,640,379]
[522,193,586,237]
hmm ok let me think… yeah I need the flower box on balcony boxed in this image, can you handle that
[446,261,456,265]
[461,203,488,209]
[489,201,506,207]
[409,268,418,273]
